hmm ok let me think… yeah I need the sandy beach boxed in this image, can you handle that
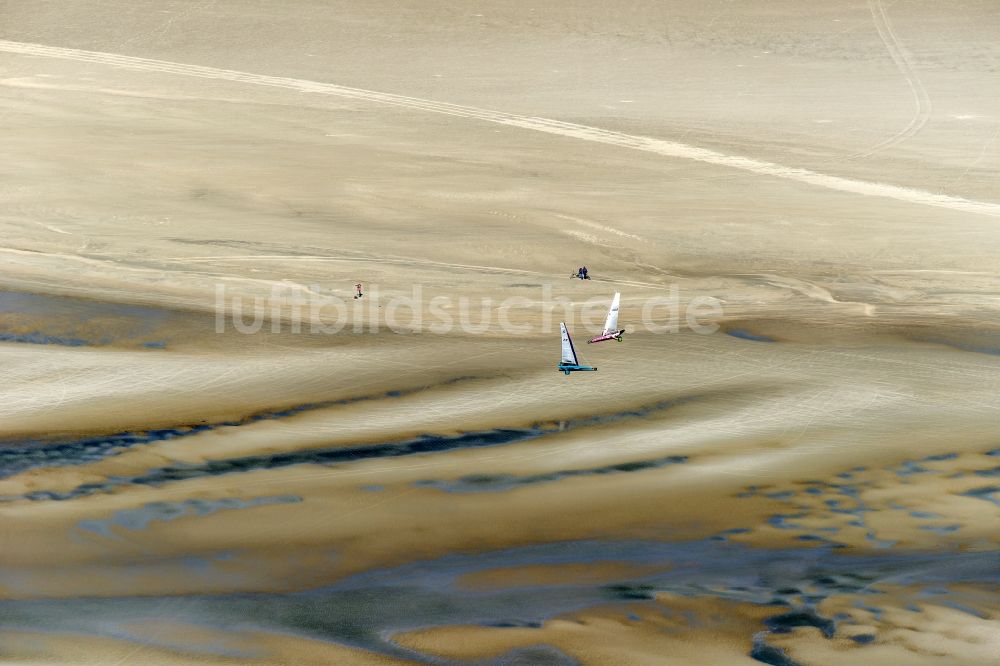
[1,1,999,663]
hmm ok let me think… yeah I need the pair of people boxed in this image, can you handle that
[576,266,589,279]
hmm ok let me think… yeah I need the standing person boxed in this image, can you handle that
[582,266,588,280]
[355,283,363,299]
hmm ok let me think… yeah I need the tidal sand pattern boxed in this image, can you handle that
[2,2,999,664]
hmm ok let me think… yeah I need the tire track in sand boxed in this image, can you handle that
[846,0,932,159]
[2,40,997,218]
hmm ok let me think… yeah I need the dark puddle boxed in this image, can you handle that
[750,632,801,666]
[740,453,1000,557]
[963,485,1000,507]
[77,495,301,538]
[918,524,961,535]
[764,609,835,638]
[2,539,994,665]
[0,331,92,346]
[1,428,206,480]
[864,532,897,550]
[495,646,578,665]
[11,396,695,501]
[888,461,930,477]
[711,528,752,542]
[725,329,776,343]
[909,334,1000,357]
[0,290,175,348]
[767,513,809,530]
[17,429,543,502]
[0,376,482,480]
[414,455,688,493]
[909,511,942,519]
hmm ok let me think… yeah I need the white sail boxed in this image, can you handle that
[603,292,621,334]
[560,322,578,365]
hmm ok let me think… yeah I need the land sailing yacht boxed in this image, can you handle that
[588,292,626,343]
[557,322,597,375]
